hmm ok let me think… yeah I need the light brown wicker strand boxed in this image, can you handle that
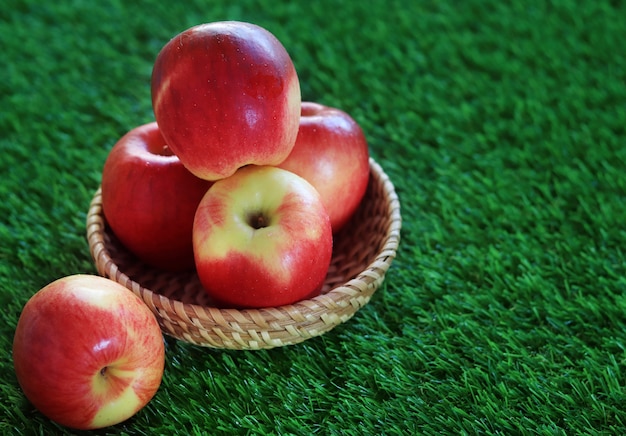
[86,158,401,349]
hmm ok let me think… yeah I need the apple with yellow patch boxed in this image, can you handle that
[193,166,333,308]
[151,21,301,181]
[12,275,165,430]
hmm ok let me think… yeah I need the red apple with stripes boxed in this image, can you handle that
[101,122,211,271]
[193,165,332,308]
[12,275,165,430]
[151,21,301,181]
[277,102,370,232]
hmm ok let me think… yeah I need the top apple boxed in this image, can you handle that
[151,21,301,181]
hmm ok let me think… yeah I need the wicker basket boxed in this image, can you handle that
[86,158,401,350]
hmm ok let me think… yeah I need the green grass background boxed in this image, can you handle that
[2,0,626,434]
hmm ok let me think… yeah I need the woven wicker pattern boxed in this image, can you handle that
[86,158,401,349]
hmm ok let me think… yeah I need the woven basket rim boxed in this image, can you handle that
[86,157,401,348]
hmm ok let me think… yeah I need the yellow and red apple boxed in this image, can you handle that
[193,166,333,308]
[278,102,370,232]
[101,122,212,271]
[12,275,165,430]
[151,21,301,181]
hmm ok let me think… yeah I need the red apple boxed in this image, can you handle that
[151,21,301,181]
[277,102,370,232]
[12,274,165,430]
[101,121,212,271]
[193,165,332,308]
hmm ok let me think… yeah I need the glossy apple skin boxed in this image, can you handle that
[12,275,165,430]
[193,166,332,308]
[101,122,212,271]
[277,102,370,232]
[151,21,301,181]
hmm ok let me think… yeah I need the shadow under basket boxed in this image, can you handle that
[86,158,401,350]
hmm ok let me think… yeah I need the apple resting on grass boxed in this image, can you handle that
[101,122,212,272]
[12,275,165,430]
[277,102,370,232]
[151,21,301,181]
[193,166,333,308]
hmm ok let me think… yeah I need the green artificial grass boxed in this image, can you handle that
[2,0,626,434]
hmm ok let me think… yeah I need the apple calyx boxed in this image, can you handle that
[93,364,124,396]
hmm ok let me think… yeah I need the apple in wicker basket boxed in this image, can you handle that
[12,275,165,430]
[193,165,333,308]
[277,102,370,232]
[101,121,212,272]
[151,21,301,181]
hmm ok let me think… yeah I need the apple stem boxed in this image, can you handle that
[161,144,174,156]
[100,366,108,378]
